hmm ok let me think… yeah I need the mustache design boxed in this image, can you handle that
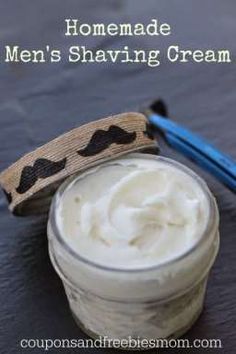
[77,125,136,157]
[143,123,154,140]
[3,189,12,203]
[16,157,67,194]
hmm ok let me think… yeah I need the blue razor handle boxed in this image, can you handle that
[149,113,236,192]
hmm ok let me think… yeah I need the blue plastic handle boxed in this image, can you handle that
[166,132,236,192]
[149,113,236,180]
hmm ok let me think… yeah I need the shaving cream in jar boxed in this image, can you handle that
[47,154,219,345]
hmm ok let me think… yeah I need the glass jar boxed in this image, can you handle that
[47,154,219,347]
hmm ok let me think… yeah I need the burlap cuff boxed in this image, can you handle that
[0,112,158,215]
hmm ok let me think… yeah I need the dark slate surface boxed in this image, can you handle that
[0,1,235,353]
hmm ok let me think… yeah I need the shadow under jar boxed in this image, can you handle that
[47,154,219,349]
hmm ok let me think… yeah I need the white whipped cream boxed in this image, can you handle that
[57,155,209,269]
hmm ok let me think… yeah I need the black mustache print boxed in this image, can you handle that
[16,157,67,194]
[143,123,155,140]
[77,125,136,157]
[3,189,12,203]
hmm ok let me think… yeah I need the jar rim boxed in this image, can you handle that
[48,153,219,274]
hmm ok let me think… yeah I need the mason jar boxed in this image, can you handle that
[47,154,219,348]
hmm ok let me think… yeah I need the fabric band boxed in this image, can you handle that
[0,112,158,215]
